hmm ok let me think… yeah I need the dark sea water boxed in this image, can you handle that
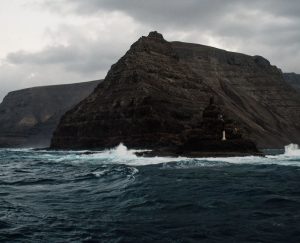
[0,144,300,243]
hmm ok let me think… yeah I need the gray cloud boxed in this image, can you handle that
[7,43,116,74]
[0,16,141,101]
[40,0,300,73]
[6,22,134,74]
[1,0,300,101]
[46,0,300,27]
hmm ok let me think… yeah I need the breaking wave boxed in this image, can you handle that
[1,143,300,168]
[72,143,300,168]
[284,143,300,156]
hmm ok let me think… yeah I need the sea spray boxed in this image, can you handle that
[284,143,300,156]
[2,143,300,167]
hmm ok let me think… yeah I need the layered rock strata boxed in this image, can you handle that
[51,31,300,152]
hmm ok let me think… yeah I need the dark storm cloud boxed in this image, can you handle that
[47,0,237,28]
[6,0,300,73]
[40,0,300,72]
[49,0,300,26]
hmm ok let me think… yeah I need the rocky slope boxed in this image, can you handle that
[51,31,300,151]
[283,73,300,92]
[0,80,101,147]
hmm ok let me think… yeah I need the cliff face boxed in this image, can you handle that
[0,80,101,147]
[51,32,300,150]
[283,73,300,92]
[171,42,300,148]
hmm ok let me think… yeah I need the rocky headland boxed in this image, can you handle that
[50,31,300,156]
[0,80,101,147]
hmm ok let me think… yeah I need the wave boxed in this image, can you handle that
[79,143,188,166]
[284,143,300,156]
[5,144,187,166]
[49,143,300,168]
[1,143,300,168]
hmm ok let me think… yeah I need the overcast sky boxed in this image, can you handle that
[1,0,300,101]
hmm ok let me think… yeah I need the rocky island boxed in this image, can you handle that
[50,31,300,156]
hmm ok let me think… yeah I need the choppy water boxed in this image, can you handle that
[0,144,300,242]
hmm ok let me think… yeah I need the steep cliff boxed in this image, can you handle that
[51,32,300,150]
[0,80,101,147]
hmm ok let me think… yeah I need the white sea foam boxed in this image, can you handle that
[83,143,188,166]
[201,144,300,167]
[2,143,300,167]
[24,143,187,166]
[62,143,300,167]
[284,143,300,156]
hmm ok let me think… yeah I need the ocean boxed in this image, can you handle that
[0,144,300,242]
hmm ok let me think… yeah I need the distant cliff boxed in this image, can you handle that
[0,80,101,148]
[283,73,300,92]
[51,31,300,150]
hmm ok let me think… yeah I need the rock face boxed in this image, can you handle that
[179,97,261,157]
[51,31,300,151]
[283,73,300,92]
[0,80,101,147]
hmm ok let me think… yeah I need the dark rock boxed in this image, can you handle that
[283,72,300,92]
[136,98,262,157]
[254,55,271,67]
[178,98,262,157]
[200,97,242,140]
[51,31,300,151]
[147,31,165,40]
[0,80,101,148]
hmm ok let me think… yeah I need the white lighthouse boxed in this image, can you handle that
[222,130,226,141]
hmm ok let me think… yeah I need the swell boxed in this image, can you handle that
[0,145,300,242]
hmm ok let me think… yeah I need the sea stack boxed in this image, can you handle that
[50,31,300,153]
[178,97,261,157]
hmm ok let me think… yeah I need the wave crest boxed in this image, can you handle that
[284,144,300,156]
